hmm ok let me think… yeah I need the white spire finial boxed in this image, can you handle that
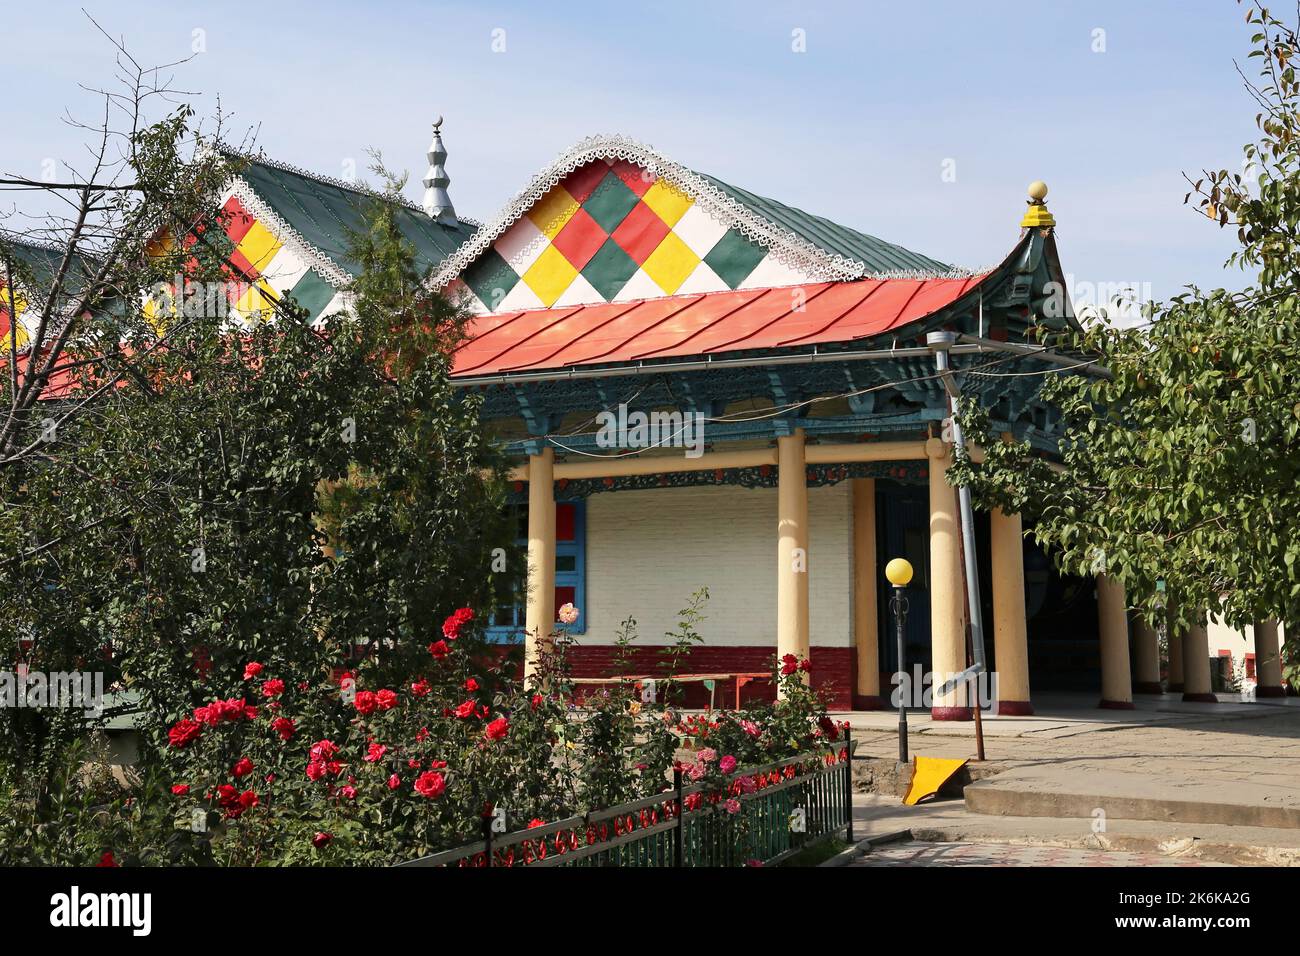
[422,117,458,225]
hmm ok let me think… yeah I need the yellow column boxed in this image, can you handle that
[852,478,883,709]
[990,508,1032,715]
[1167,616,1184,692]
[524,447,555,683]
[1097,574,1134,709]
[926,437,968,720]
[1132,617,1162,694]
[777,429,810,694]
[1182,612,1217,702]
[1254,620,1286,697]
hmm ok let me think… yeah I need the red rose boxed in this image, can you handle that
[427,640,450,659]
[364,743,387,763]
[387,774,401,790]
[312,832,333,848]
[243,662,263,680]
[429,759,447,769]
[485,717,509,741]
[799,659,813,673]
[780,654,799,676]
[376,689,398,711]
[261,678,285,698]
[464,678,479,692]
[411,678,430,697]
[96,851,117,868]
[413,771,446,799]
[231,757,254,778]
[167,718,203,748]
[531,694,543,711]
[310,739,339,760]
[452,699,476,719]
[238,790,259,809]
[271,716,296,741]
[354,690,377,715]
[527,818,545,829]
[306,761,327,781]
[171,784,190,796]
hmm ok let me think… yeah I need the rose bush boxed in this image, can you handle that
[82,603,840,866]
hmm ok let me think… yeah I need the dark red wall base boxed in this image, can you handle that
[1256,685,1287,698]
[996,700,1034,716]
[1133,682,1164,695]
[930,706,973,721]
[1098,698,1136,710]
[561,644,855,710]
[1182,692,1218,703]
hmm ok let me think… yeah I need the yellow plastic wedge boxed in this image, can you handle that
[902,756,968,806]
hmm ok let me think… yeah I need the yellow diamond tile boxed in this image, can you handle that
[1,286,27,316]
[234,279,278,321]
[526,185,580,238]
[521,245,580,306]
[640,232,700,295]
[236,220,282,272]
[642,179,694,227]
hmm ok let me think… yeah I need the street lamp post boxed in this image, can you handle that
[885,558,914,764]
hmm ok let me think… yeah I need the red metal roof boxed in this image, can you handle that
[451,274,988,378]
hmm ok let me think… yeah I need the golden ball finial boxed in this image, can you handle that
[1027,180,1049,202]
[885,557,914,587]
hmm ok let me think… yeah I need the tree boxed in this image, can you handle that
[0,37,515,807]
[955,0,1300,689]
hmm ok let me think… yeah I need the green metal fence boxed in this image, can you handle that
[400,730,854,868]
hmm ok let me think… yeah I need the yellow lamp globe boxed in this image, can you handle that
[885,558,914,587]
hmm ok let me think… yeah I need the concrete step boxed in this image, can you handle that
[854,793,1300,866]
[963,766,1300,829]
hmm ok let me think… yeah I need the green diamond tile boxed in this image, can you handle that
[582,172,640,233]
[286,268,337,320]
[581,238,640,301]
[462,248,519,309]
[702,227,768,289]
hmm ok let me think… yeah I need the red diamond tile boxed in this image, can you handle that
[220,195,256,244]
[551,207,608,271]
[611,200,671,264]
[610,159,656,197]
[561,162,612,204]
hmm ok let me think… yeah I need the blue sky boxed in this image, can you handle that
[1,0,1262,304]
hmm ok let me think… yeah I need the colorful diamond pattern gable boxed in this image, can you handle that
[454,159,807,312]
[209,194,344,324]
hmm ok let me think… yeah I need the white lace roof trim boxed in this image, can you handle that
[429,134,977,291]
[228,178,354,290]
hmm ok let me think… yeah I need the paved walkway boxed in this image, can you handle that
[833,692,1300,864]
[848,840,1225,867]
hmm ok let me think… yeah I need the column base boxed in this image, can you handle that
[1256,685,1287,698]
[1182,691,1218,703]
[1133,681,1164,695]
[930,706,973,721]
[996,700,1034,716]
[1098,698,1135,710]
[1167,682,1184,693]
[852,694,888,711]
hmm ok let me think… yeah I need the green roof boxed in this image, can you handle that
[695,172,950,274]
[0,237,101,295]
[230,154,479,281]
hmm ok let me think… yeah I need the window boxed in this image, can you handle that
[487,500,586,642]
